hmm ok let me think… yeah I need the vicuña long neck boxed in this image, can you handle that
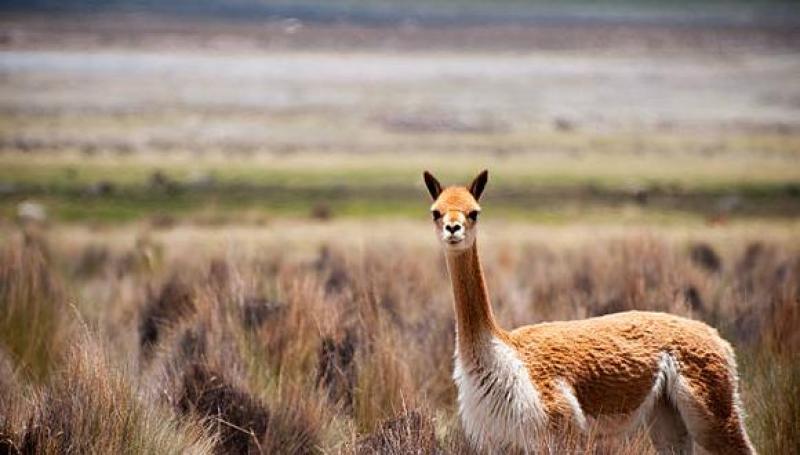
[445,240,504,361]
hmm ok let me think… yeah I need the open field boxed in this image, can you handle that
[1,7,799,454]
[1,221,799,453]
[1,25,799,224]
[1,147,799,224]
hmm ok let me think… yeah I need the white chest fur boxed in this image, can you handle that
[453,337,547,453]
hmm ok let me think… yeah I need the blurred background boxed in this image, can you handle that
[1,0,799,225]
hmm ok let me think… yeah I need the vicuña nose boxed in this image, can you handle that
[445,224,461,234]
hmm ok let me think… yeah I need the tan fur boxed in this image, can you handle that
[443,239,502,360]
[424,171,755,454]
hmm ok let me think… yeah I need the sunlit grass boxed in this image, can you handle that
[1,221,798,452]
[1,146,798,223]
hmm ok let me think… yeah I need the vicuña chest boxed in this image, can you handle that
[453,337,547,452]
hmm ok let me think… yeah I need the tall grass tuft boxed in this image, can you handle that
[145,260,325,453]
[356,409,440,454]
[0,347,24,454]
[177,363,319,454]
[742,349,800,454]
[0,235,71,381]
[20,336,214,454]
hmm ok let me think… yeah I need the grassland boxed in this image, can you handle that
[2,40,799,224]
[1,221,799,453]
[1,130,799,223]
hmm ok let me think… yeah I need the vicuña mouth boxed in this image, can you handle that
[445,238,463,244]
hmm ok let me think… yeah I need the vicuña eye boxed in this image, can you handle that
[468,210,479,221]
[431,210,442,220]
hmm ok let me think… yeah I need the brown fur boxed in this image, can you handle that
[425,170,755,454]
[432,186,482,215]
[509,312,733,417]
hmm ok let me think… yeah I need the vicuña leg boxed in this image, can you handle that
[648,396,693,455]
[672,372,754,455]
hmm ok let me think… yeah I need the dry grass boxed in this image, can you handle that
[12,336,214,454]
[742,349,800,455]
[0,221,798,453]
[0,231,72,381]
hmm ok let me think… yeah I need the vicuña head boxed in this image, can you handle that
[422,169,755,455]
[423,170,486,252]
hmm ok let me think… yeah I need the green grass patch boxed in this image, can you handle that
[0,152,798,224]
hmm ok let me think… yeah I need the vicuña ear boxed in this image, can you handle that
[468,169,488,201]
[423,170,442,200]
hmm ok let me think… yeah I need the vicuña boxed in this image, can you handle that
[423,170,754,454]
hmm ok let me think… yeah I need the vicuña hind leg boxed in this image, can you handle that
[672,373,754,455]
[648,396,693,455]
